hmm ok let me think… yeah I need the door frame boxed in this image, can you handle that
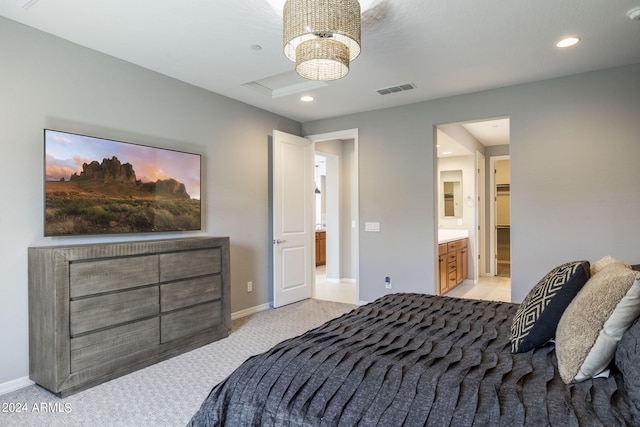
[476,151,486,279]
[489,155,510,276]
[306,128,360,304]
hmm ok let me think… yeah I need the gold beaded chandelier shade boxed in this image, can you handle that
[283,0,361,81]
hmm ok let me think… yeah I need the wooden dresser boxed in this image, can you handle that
[28,236,230,397]
[438,238,468,295]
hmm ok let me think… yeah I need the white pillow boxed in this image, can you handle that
[556,262,640,383]
[590,255,629,276]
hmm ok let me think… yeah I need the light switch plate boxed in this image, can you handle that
[365,222,380,232]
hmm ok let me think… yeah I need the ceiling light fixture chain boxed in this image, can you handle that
[283,0,362,81]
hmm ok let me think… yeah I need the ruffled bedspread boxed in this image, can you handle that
[188,293,632,426]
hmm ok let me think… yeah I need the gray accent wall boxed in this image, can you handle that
[303,63,640,304]
[0,17,300,385]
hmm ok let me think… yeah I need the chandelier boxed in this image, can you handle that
[283,0,362,81]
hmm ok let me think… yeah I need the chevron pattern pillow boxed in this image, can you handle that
[511,261,590,353]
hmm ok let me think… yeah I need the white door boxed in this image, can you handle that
[272,130,315,307]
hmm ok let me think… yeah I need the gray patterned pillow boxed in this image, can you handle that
[510,261,590,353]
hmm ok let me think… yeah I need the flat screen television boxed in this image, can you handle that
[44,129,201,236]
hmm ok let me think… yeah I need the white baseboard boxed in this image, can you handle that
[231,303,271,320]
[326,277,356,283]
[0,376,34,396]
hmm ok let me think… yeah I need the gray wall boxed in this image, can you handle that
[0,17,300,385]
[303,63,640,304]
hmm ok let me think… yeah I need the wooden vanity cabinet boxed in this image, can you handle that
[438,238,468,295]
[315,231,326,266]
[438,244,448,294]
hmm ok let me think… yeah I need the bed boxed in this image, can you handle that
[189,260,640,426]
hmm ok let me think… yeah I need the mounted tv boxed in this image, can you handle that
[44,129,201,236]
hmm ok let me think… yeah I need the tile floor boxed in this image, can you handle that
[314,265,357,305]
[315,265,511,305]
[445,275,511,302]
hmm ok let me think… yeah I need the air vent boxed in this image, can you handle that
[17,0,40,9]
[376,83,416,95]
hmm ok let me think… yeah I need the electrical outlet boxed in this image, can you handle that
[384,276,391,289]
[247,281,253,292]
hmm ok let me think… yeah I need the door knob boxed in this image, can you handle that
[274,239,286,244]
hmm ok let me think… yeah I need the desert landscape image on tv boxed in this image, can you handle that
[44,129,201,236]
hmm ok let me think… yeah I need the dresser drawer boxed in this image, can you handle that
[160,275,222,313]
[448,261,457,273]
[70,255,159,298]
[70,318,159,373]
[448,271,458,286]
[438,243,448,256]
[445,238,468,253]
[159,248,221,282]
[70,287,159,336]
[160,301,222,343]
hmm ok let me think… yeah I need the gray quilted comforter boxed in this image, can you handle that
[188,293,632,426]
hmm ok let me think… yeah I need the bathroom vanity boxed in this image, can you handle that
[438,230,469,295]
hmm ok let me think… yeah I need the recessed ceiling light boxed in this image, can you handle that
[556,37,580,48]
[442,151,453,155]
[300,95,314,102]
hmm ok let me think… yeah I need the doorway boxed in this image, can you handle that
[271,129,360,307]
[435,118,510,303]
[308,130,360,305]
[313,148,356,305]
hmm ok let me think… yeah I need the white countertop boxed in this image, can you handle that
[438,229,469,244]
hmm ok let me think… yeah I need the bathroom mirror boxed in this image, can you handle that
[441,170,462,218]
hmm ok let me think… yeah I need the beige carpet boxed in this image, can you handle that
[0,299,355,427]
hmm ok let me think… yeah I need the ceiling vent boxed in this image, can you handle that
[376,83,416,95]
[15,0,40,9]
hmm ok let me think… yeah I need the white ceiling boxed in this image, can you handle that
[437,117,510,158]
[2,0,639,132]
